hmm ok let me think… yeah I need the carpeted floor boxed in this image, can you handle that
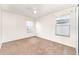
[0,36,76,55]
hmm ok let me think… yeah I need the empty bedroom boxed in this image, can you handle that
[0,4,78,55]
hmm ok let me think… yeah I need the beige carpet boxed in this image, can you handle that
[0,36,76,55]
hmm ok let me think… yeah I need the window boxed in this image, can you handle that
[26,21,33,33]
[55,15,70,37]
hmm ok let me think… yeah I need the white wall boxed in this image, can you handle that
[36,7,77,48]
[0,8,2,48]
[2,10,35,43]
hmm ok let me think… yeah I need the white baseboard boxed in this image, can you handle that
[2,36,36,43]
[0,43,2,49]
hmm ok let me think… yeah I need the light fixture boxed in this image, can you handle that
[33,8,37,14]
[34,10,37,14]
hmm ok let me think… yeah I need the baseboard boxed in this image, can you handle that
[0,43,2,49]
[36,36,76,49]
[16,36,37,40]
[2,36,36,44]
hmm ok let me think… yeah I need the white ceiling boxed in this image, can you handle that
[0,4,76,18]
